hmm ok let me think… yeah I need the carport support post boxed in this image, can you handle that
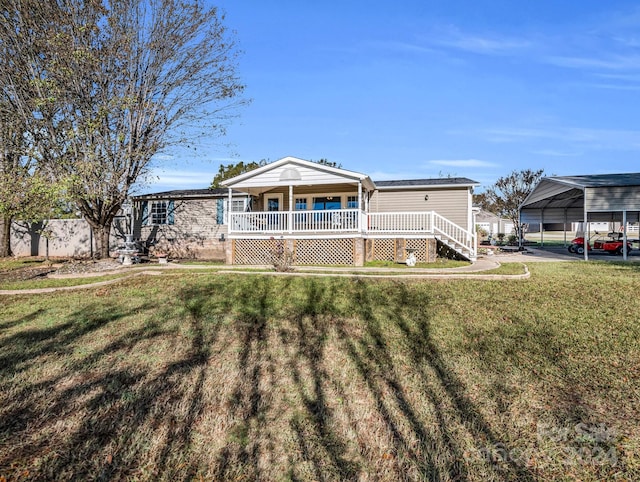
[563,208,568,247]
[518,211,524,250]
[623,210,628,260]
[540,210,544,247]
[584,208,589,261]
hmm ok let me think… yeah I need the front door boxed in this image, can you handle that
[267,196,280,212]
[265,193,283,229]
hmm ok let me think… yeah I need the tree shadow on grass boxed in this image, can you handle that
[283,278,361,480]
[336,279,537,481]
[0,279,225,481]
[210,276,274,480]
[0,308,46,332]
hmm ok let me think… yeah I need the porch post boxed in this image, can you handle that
[227,188,232,227]
[357,181,362,232]
[288,184,293,233]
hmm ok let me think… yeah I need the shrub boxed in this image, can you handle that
[270,238,295,272]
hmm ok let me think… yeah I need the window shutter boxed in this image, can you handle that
[141,201,149,226]
[216,198,224,224]
[167,200,175,225]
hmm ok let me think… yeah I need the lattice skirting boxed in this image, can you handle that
[232,238,356,265]
[295,238,355,265]
[406,239,428,262]
[367,238,436,263]
[367,239,396,261]
[233,238,281,265]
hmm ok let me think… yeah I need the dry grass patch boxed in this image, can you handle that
[0,264,639,480]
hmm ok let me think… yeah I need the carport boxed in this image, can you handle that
[520,173,640,261]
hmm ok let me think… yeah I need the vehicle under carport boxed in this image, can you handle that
[519,173,640,261]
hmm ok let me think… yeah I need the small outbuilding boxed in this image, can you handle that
[519,173,640,260]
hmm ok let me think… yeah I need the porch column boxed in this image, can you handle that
[288,184,293,234]
[357,181,362,232]
[227,188,232,228]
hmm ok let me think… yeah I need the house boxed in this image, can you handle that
[133,188,247,259]
[474,209,514,237]
[132,157,480,265]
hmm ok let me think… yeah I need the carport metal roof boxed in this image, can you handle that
[520,173,640,260]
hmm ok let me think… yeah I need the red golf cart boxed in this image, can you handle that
[569,231,632,255]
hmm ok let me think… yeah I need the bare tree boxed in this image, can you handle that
[478,169,544,242]
[1,0,246,258]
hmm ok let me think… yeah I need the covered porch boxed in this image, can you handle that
[222,157,376,236]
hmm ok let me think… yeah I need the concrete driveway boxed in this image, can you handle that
[489,245,640,262]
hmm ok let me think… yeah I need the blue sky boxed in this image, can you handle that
[143,0,640,193]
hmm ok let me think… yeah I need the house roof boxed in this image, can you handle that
[375,177,479,189]
[135,164,480,199]
[133,188,244,200]
[542,173,640,189]
[221,156,376,192]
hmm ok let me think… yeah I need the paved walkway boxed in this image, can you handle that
[0,256,533,296]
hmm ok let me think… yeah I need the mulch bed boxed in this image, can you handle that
[0,259,123,284]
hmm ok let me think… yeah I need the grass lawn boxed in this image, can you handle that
[364,259,470,269]
[1,263,639,481]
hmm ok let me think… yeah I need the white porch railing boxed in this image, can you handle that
[229,210,477,259]
[229,209,361,234]
[367,212,433,232]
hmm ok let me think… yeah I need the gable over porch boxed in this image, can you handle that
[221,157,375,235]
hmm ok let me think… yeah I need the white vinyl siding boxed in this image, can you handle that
[227,161,365,189]
[369,188,470,230]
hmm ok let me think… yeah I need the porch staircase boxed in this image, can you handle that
[432,212,477,261]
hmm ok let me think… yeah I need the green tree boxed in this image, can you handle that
[478,169,544,241]
[1,0,247,258]
[313,158,342,168]
[210,159,268,188]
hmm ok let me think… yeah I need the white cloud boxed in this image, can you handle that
[428,159,498,168]
[481,126,640,150]
[531,149,581,157]
[153,154,175,161]
[544,54,640,71]
[368,170,429,181]
[142,168,215,189]
[431,27,531,55]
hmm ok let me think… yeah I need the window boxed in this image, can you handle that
[295,197,307,210]
[231,199,246,212]
[347,196,359,209]
[151,201,168,225]
[313,196,341,210]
